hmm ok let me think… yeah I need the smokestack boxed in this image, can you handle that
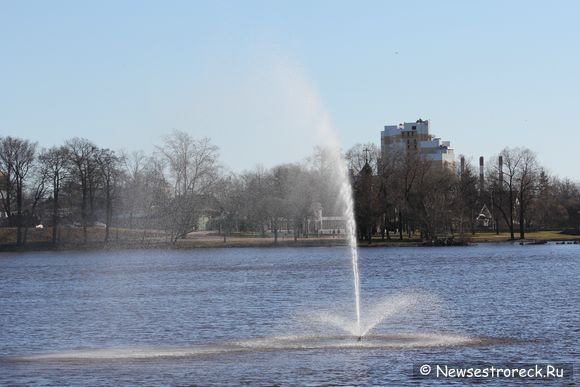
[460,156,465,174]
[498,156,503,185]
[479,156,484,193]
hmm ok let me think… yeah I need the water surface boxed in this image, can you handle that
[0,244,577,384]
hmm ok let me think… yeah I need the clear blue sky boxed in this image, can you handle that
[1,1,579,180]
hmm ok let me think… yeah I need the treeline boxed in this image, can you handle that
[349,143,580,242]
[1,133,579,247]
[0,131,347,246]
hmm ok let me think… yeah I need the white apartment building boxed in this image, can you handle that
[381,119,455,168]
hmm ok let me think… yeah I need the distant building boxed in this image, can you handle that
[381,119,455,168]
[476,204,493,228]
[310,205,346,235]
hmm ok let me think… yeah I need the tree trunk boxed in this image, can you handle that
[398,209,403,240]
[104,185,111,243]
[16,177,23,245]
[2,168,12,228]
[82,183,88,244]
[509,190,515,240]
[52,185,59,246]
[519,192,525,239]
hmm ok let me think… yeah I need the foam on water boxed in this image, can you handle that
[13,333,487,361]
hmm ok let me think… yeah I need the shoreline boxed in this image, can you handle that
[1,233,579,253]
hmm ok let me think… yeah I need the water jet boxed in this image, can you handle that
[325,142,362,338]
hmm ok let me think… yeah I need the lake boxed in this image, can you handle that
[0,244,577,385]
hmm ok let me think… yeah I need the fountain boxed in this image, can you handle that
[339,158,362,340]
[315,112,363,340]
[333,147,362,339]
[314,115,446,342]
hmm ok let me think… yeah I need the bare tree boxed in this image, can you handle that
[376,146,402,240]
[0,137,37,245]
[413,166,456,240]
[456,157,480,237]
[120,150,147,229]
[393,152,431,240]
[264,166,287,243]
[515,148,538,239]
[488,147,539,240]
[39,146,70,245]
[555,179,580,229]
[95,148,123,242]
[285,165,315,240]
[307,146,344,217]
[0,140,14,226]
[239,166,270,236]
[23,159,49,244]
[213,174,245,242]
[490,148,519,240]
[157,131,220,241]
[138,155,171,242]
[66,138,98,243]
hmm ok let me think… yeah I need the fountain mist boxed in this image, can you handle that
[265,62,362,337]
[317,117,361,338]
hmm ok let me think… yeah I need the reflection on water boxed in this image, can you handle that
[0,244,578,384]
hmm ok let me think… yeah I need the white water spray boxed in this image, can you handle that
[316,115,362,338]
[304,291,444,337]
[337,153,361,337]
[253,60,363,337]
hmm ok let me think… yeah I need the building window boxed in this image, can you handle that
[412,125,417,130]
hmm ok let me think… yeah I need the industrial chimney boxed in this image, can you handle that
[479,156,484,193]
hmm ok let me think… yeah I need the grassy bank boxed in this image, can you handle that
[468,230,580,243]
[1,227,578,253]
[365,230,580,245]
